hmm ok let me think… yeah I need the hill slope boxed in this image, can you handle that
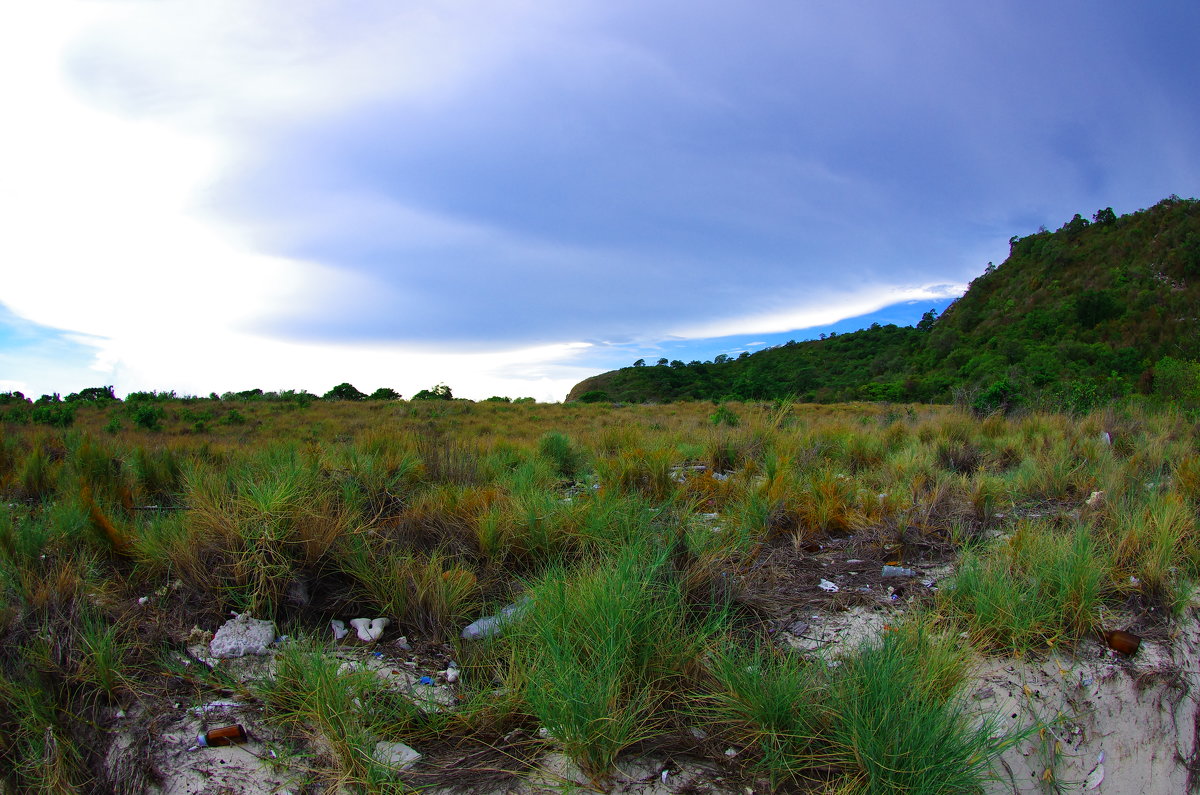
[568,196,1200,406]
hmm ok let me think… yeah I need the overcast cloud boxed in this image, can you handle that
[2,1,1198,399]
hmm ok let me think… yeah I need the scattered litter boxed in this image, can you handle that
[330,620,349,640]
[444,667,460,684]
[920,578,937,588]
[373,741,421,770]
[724,747,738,758]
[845,559,864,564]
[1083,763,1104,790]
[461,597,532,640]
[197,724,248,747]
[419,676,433,685]
[661,769,670,783]
[817,579,839,593]
[137,596,150,606]
[1103,629,1141,656]
[349,617,390,642]
[1086,490,1105,509]
[881,565,915,578]
[189,700,242,715]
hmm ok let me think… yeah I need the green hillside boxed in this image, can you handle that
[568,195,1200,409]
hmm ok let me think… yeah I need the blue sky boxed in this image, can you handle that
[2,1,1198,400]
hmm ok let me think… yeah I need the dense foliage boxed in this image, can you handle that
[569,196,1200,407]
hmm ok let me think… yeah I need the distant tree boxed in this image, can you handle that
[484,395,512,402]
[1060,213,1090,237]
[513,397,536,404]
[713,353,729,364]
[367,387,401,400]
[916,309,938,332]
[323,382,366,401]
[656,358,669,366]
[632,358,646,367]
[1154,356,1200,402]
[412,383,453,401]
[1074,290,1123,329]
[1093,207,1117,226]
[669,360,685,369]
[65,386,117,403]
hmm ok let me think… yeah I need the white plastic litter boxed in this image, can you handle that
[818,579,839,592]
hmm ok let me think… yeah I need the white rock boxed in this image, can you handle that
[209,613,276,659]
[372,741,421,769]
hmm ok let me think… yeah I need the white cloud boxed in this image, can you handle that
[673,282,967,340]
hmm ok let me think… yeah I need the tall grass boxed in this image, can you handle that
[507,544,716,782]
[946,522,1108,653]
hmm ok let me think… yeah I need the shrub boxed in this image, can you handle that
[412,383,454,401]
[31,403,75,428]
[576,390,610,403]
[130,403,164,431]
[323,382,366,401]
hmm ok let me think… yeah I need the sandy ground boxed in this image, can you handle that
[103,584,1200,794]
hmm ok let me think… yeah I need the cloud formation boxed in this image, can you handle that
[2,1,1198,398]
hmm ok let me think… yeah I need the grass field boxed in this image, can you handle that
[1,396,1197,792]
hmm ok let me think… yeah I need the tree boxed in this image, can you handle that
[916,309,938,332]
[65,386,117,403]
[368,387,401,400]
[1093,207,1117,226]
[323,382,366,401]
[632,359,646,367]
[656,358,669,366]
[412,383,453,401]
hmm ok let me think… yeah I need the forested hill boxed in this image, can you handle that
[567,196,1200,409]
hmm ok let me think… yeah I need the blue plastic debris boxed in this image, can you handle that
[419,676,433,685]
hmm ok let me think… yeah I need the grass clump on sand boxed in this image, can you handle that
[505,543,719,783]
[699,615,1013,793]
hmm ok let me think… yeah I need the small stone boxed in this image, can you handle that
[210,614,276,659]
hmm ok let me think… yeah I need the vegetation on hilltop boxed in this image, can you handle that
[568,196,1200,408]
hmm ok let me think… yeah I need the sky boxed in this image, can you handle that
[2,1,1198,402]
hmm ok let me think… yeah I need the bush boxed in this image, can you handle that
[367,387,400,400]
[576,390,610,403]
[31,403,75,427]
[412,384,453,401]
[972,378,1020,416]
[323,382,366,401]
[709,404,740,427]
[130,403,164,431]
